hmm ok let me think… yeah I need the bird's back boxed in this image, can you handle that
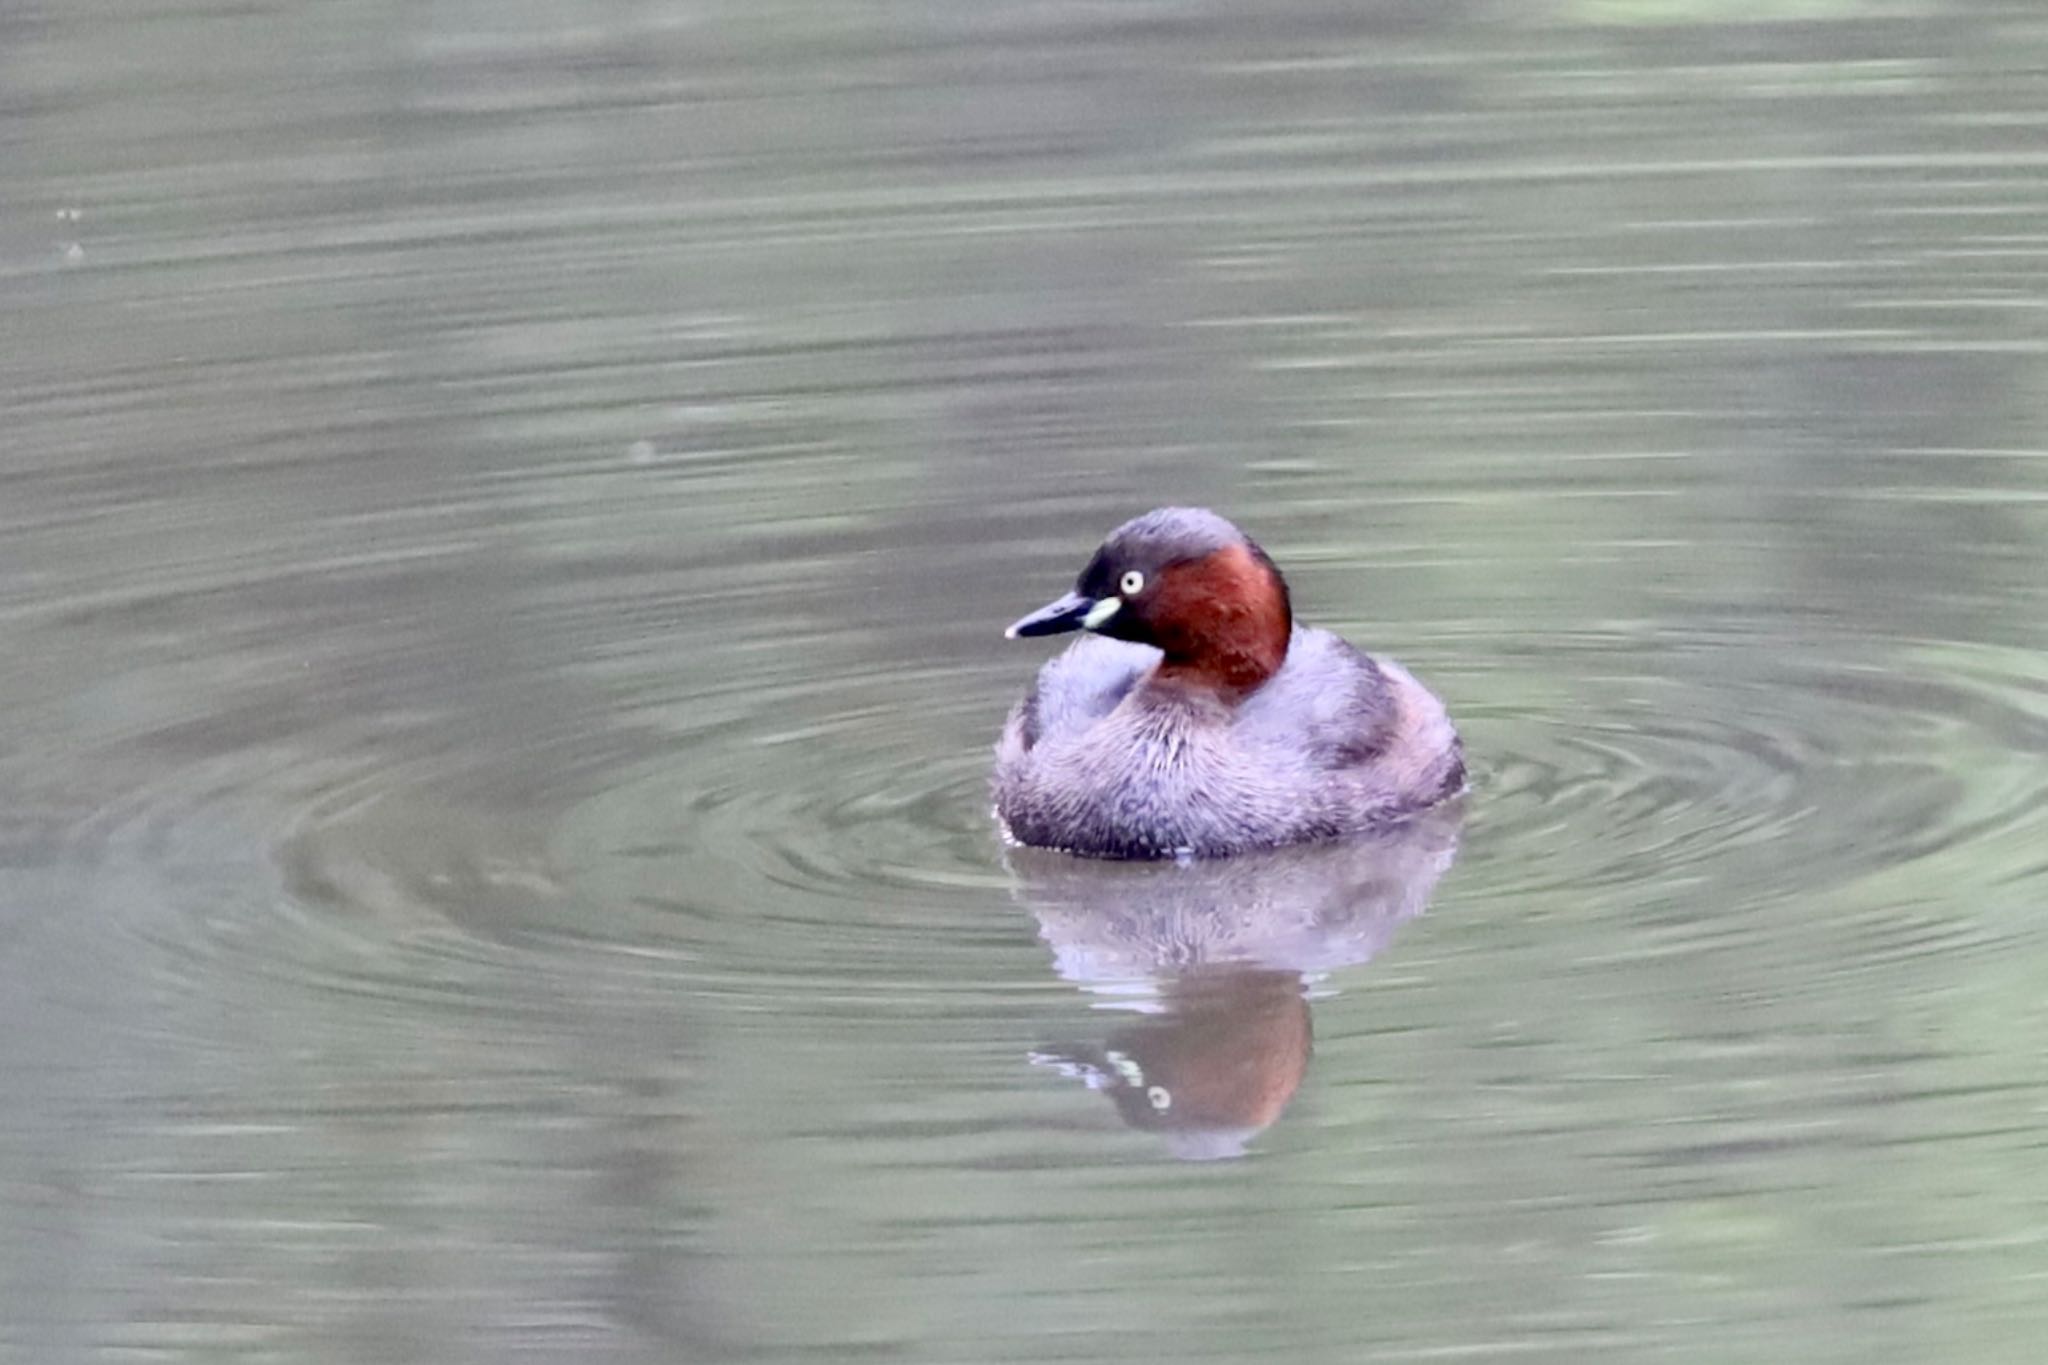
[994,627,1462,858]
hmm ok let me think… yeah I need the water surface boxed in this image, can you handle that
[6,1,2048,1360]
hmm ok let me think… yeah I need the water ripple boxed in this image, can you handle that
[1448,626,2048,967]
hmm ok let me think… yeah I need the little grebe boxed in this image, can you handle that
[994,507,1463,858]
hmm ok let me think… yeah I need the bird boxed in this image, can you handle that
[995,507,1463,858]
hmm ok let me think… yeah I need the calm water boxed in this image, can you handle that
[6,1,2048,1360]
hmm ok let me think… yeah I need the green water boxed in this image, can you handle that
[5,1,2048,1360]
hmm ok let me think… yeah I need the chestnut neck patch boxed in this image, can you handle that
[1146,541,1293,700]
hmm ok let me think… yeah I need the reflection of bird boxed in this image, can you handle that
[1031,968,1311,1162]
[1018,805,1462,1159]
[997,508,1464,858]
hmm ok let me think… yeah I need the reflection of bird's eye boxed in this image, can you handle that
[1119,570,1145,595]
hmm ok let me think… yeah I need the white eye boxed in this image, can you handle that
[1119,570,1145,596]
